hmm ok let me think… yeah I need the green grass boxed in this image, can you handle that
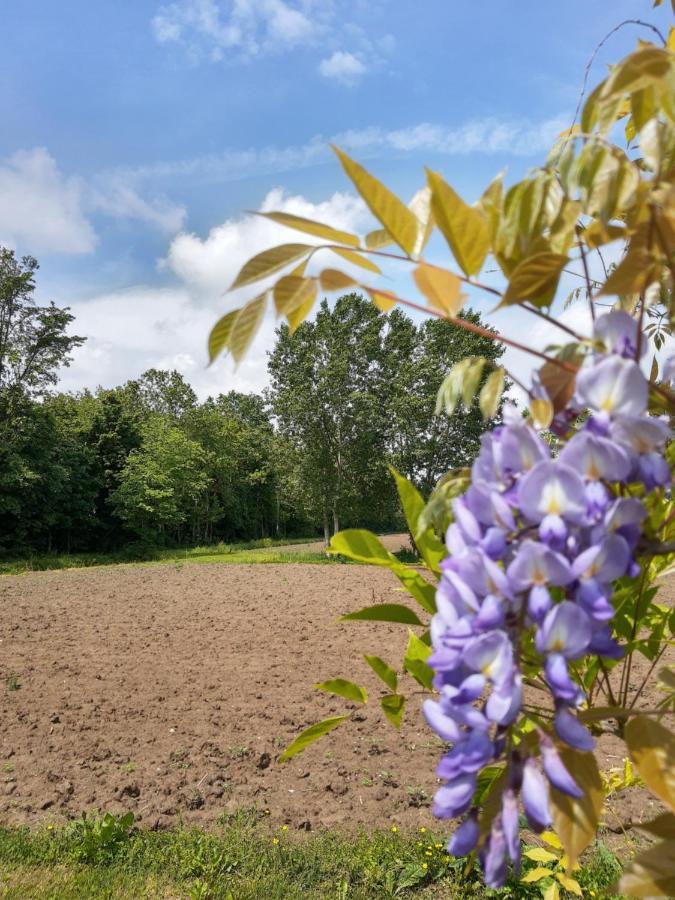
[0,811,625,899]
[0,535,416,576]
[0,535,332,576]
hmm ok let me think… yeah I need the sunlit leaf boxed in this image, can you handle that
[408,185,434,256]
[280,715,349,761]
[521,867,555,883]
[404,629,434,690]
[314,678,368,704]
[625,715,675,809]
[319,269,358,291]
[341,603,423,626]
[426,169,490,276]
[499,252,568,308]
[479,367,505,419]
[229,293,267,363]
[329,529,396,566]
[256,211,360,248]
[550,748,603,871]
[543,883,560,900]
[365,227,394,250]
[599,244,657,297]
[413,264,464,315]
[462,358,486,408]
[477,171,504,242]
[333,146,419,256]
[208,309,239,363]
[389,466,445,572]
[230,243,312,290]
[618,842,675,897]
[273,275,318,316]
[331,246,382,274]
[538,360,578,414]
[523,847,558,864]
[366,287,398,312]
[530,397,554,430]
[540,831,563,850]
[381,694,406,728]
[364,655,398,692]
[602,46,673,99]
[555,872,582,896]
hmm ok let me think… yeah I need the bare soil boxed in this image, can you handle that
[0,546,671,839]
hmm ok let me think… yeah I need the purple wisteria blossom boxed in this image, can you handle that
[423,312,672,887]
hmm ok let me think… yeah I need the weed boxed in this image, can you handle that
[5,672,20,691]
[66,811,135,863]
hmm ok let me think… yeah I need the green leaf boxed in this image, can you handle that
[499,252,568,309]
[280,715,349,761]
[256,211,360,248]
[413,264,464,315]
[618,842,675,897]
[395,568,437,615]
[329,529,396,566]
[426,169,490,276]
[230,293,267,363]
[330,246,382,274]
[208,309,239,363]
[389,466,445,572]
[479,367,505,419]
[381,694,406,728]
[315,678,367,704]
[462,357,486,408]
[365,227,393,250]
[364,655,398,692]
[550,748,603,871]
[230,244,312,290]
[603,46,673,99]
[404,629,434,690]
[273,275,318,317]
[555,873,582,896]
[341,603,423,626]
[625,716,675,809]
[367,287,398,312]
[332,146,419,257]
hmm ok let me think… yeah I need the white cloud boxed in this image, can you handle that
[124,115,569,188]
[319,50,367,85]
[59,188,369,398]
[0,148,96,254]
[152,0,316,59]
[0,147,186,256]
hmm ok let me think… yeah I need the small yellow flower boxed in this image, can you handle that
[425,851,433,857]
[589,893,596,898]
[417,841,423,847]
[391,825,398,833]
[419,826,426,833]
[422,863,428,870]
[47,824,54,831]
[435,843,442,849]
[281,825,288,831]
[272,837,279,845]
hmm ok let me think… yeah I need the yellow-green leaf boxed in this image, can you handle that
[314,678,367,704]
[499,252,568,308]
[618,842,675,897]
[287,292,315,334]
[331,246,382,274]
[367,288,397,312]
[319,269,358,291]
[280,715,349,761]
[599,245,657,297]
[540,831,563,850]
[381,694,406,728]
[462,358,486,409]
[230,243,312,290]
[413,264,464,315]
[625,716,675,809]
[229,293,267,363]
[329,529,396,566]
[256,211,360,248]
[479,368,505,419]
[523,847,558,864]
[543,882,560,900]
[273,275,318,316]
[208,309,239,363]
[550,748,603,871]
[530,397,554,430]
[364,655,398,692]
[603,46,673,99]
[521,867,555,883]
[408,185,434,256]
[341,603,423,627]
[365,227,394,250]
[333,146,419,256]
[426,169,490,276]
[555,872,583,896]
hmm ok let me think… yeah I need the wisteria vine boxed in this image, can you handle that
[423,311,671,888]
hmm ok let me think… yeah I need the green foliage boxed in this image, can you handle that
[66,811,135,864]
[0,817,625,900]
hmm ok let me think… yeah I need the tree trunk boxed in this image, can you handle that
[323,508,330,546]
[332,506,340,536]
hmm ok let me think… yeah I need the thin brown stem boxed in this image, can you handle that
[577,235,595,322]
[628,646,668,711]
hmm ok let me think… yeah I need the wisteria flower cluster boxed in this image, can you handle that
[423,311,671,888]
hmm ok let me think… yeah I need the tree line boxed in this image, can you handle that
[0,248,503,556]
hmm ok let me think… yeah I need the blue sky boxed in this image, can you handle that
[1,1,672,397]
